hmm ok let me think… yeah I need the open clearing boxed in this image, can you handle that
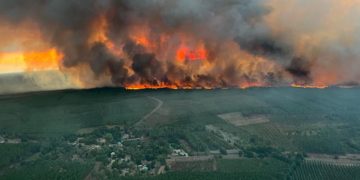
[218,112,269,126]
[205,125,239,145]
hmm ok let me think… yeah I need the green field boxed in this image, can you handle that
[1,87,360,179]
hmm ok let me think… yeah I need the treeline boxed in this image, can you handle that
[1,160,92,180]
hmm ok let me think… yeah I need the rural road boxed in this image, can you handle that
[135,96,163,126]
[77,96,164,133]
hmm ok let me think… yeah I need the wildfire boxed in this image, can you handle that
[131,34,151,49]
[176,44,208,61]
[0,52,26,73]
[89,15,121,56]
[291,83,328,89]
[128,24,155,52]
[0,20,64,74]
[24,49,63,71]
[239,82,267,89]
[0,48,63,73]
[0,1,353,91]
[125,83,178,90]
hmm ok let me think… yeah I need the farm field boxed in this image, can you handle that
[291,161,360,180]
[1,87,360,179]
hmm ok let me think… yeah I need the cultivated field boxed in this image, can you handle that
[292,161,360,180]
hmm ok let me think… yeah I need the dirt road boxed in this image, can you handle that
[135,96,163,126]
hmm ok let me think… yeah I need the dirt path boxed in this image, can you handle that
[135,96,163,126]
[157,165,165,175]
[213,158,217,171]
[84,162,101,180]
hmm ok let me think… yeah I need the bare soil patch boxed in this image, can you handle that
[306,153,360,165]
[218,112,269,126]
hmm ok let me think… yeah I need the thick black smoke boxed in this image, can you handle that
[131,53,164,85]
[89,42,128,84]
[286,57,312,84]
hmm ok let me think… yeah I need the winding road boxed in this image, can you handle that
[135,96,163,126]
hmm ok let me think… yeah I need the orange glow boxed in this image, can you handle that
[24,49,63,71]
[88,15,122,56]
[0,48,63,73]
[0,20,64,74]
[128,25,154,51]
[125,81,269,90]
[0,52,26,73]
[176,44,208,61]
[291,83,328,89]
[132,35,151,48]
[125,83,178,90]
[239,82,267,89]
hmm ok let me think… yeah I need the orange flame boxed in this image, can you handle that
[125,83,178,90]
[291,83,328,89]
[176,44,208,61]
[0,48,63,73]
[24,48,63,71]
[239,82,267,89]
[89,14,122,57]
[128,24,154,51]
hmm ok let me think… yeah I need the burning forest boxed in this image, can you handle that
[0,0,360,90]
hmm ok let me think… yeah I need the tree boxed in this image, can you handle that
[238,151,243,157]
[220,148,227,155]
[244,150,254,158]
[104,133,113,143]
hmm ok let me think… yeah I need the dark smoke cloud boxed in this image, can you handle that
[286,57,312,84]
[235,36,290,58]
[131,53,164,85]
[89,42,128,84]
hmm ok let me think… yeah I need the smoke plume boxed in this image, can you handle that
[0,0,359,89]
